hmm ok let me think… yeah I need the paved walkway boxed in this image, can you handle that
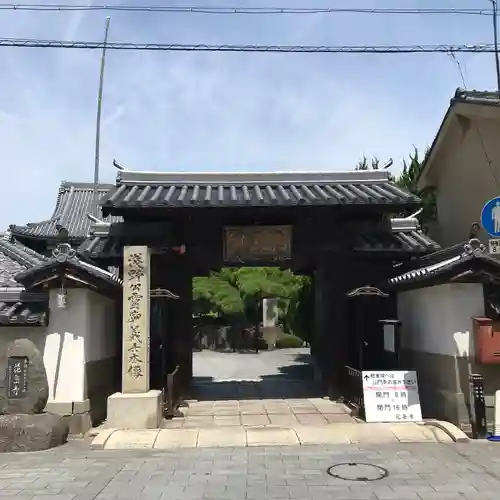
[93,422,459,450]
[2,440,500,499]
[163,398,354,428]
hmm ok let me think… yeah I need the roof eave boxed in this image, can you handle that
[15,260,122,293]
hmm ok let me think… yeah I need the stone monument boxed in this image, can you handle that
[0,339,69,452]
[262,298,282,349]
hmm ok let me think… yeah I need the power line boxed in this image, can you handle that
[0,4,496,16]
[0,38,496,53]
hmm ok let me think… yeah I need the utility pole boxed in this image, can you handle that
[490,1,500,94]
[92,16,111,217]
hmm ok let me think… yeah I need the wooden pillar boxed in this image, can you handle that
[314,252,348,398]
[122,245,151,393]
[162,259,193,393]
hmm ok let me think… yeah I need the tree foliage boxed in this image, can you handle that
[395,147,437,223]
[355,147,437,223]
[193,268,310,336]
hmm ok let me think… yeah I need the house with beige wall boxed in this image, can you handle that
[418,89,500,248]
[384,90,500,433]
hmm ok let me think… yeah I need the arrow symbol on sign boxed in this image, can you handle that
[364,375,369,381]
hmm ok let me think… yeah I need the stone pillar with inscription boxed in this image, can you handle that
[107,246,162,429]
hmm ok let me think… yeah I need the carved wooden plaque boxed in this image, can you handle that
[223,226,292,263]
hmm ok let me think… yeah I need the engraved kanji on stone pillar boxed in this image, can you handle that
[122,246,151,393]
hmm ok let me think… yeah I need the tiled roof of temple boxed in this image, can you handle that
[0,234,46,287]
[388,238,500,289]
[0,234,49,326]
[9,181,121,240]
[100,169,421,212]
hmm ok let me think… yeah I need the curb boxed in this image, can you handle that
[424,420,470,443]
[91,428,118,450]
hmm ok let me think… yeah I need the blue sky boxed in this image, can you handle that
[0,0,497,228]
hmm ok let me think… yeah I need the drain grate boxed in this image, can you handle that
[327,463,388,481]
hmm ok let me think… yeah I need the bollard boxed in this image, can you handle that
[487,390,500,442]
[469,374,488,439]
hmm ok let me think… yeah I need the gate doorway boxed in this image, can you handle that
[99,167,432,412]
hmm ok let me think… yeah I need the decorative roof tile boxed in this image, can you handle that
[101,169,421,212]
[9,182,121,240]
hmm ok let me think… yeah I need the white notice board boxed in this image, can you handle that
[362,370,422,423]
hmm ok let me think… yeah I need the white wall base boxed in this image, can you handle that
[106,391,162,429]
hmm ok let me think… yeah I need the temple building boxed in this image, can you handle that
[1,164,497,434]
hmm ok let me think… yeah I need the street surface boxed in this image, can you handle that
[1,440,500,499]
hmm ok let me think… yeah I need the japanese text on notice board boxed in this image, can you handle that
[361,370,422,423]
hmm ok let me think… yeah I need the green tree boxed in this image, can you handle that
[395,147,437,223]
[354,148,437,224]
[355,155,381,170]
[193,268,309,334]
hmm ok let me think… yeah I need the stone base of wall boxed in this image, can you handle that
[400,349,500,431]
[44,356,119,435]
[45,399,91,435]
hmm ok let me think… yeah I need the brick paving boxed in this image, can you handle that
[1,439,500,499]
[163,398,354,429]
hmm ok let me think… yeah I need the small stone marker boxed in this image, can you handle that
[0,339,68,452]
[1,339,49,415]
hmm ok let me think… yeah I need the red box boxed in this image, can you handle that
[473,317,500,364]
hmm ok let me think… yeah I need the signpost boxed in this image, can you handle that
[480,197,500,254]
[362,370,422,423]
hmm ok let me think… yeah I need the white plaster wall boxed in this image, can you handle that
[44,288,88,403]
[87,291,117,362]
[0,288,118,406]
[397,283,484,357]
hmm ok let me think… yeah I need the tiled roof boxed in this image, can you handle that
[101,170,421,212]
[15,243,122,289]
[0,300,48,326]
[356,218,439,253]
[453,89,500,106]
[388,238,500,289]
[9,182,121,240]
[0,235,46,288]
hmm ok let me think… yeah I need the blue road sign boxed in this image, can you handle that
[481,197,500,236]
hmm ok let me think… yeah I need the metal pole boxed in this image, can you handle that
[92,16,111,216]
[490,1,500,93]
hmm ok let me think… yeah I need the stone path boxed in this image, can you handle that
[93,422,459,450]
[2,440,500,499]
[163,398,354,429]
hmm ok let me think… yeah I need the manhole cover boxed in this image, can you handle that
[327,463,388,481]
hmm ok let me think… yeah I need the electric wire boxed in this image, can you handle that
[0,4,496,16]
[0,39,497,53]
